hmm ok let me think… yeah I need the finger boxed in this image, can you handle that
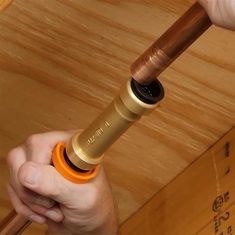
[7,146,54,209]
[26,190,55,209]
[18,161,108,216]
[18,161,77,204]
[7,183,46,224]
[198,0,235,30]
[6,146,26,177]
[30,204,64,223]
[25,130,79,164]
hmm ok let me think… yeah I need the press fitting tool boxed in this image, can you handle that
[52,78,164,183]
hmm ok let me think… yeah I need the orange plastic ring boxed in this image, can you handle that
[52,142,100,184]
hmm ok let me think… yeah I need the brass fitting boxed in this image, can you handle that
[66,78,164,170]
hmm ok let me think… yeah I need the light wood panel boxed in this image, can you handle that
[120,126,235,235]
[0,0,12,12]
[0,0,234,233]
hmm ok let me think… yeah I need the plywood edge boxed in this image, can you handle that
[120,126,235,234]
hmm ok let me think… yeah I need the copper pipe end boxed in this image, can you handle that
[131,2,212,85]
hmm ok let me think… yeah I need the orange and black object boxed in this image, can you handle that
[52,142,100,184]
[0,2,212,234]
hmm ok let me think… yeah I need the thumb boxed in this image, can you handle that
[198,0,235,30]
[18,161,74,204]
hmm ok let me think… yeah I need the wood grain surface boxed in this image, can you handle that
[120,126,235,235]
[0,0,12,12]
[0,0,234,234]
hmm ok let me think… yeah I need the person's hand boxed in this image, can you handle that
[198,0,235,30]
[6,131,118,235]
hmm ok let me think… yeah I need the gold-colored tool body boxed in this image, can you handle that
[66,78,164,171]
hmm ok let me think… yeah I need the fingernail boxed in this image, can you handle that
[46,210,62,222]
[29,215,46,224]
[24,165,39,185]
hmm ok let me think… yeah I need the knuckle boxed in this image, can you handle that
[25,134,41,148]
[18,162,31,181]
[6,147,20,165]
[18,162,38,186]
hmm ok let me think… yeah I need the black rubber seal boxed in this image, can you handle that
[131,78,164,104]
[63,149,89,173]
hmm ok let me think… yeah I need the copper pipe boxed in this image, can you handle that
[0,210,31,235]
[131,2,212,85]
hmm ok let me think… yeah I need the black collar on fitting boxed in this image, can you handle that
[130,78,164,104]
